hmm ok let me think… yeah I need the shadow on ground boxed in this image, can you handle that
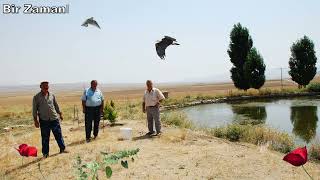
[5,152,60,175]
[132,134,160,141]
[67,139,86,147]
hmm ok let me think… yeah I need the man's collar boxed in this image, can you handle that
[147,88,154,93]
[90,87,97,92]
[41,91,49,96]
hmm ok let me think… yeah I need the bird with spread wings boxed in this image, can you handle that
[82,17,101,29]
[155,36,180,60]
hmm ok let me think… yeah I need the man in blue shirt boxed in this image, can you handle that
[81,80,104,142]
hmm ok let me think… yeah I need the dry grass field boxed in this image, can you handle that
[1,120,320,180]
[1,79,320,179]
[0,78,306,131]
[0,79,300,105]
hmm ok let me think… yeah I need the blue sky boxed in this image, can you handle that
[0,0,319,85]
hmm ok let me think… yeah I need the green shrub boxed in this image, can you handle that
[212,127,224,138]
[226,125,244,141]
[103,101,118,124]
[307,83,320,92]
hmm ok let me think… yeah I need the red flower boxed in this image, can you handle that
[283,146,307,166]
[16,144,37,157]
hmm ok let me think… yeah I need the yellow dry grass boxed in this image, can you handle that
[1,120,320,179]
[0,79,303,125]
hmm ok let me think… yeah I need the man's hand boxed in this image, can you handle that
[82,101,86,114]
[59,114,64,121]
[156,102,160,107]
[142,102,146,113]
[34,119,39,128]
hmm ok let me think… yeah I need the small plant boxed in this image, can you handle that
[103,100,118,124]
[74,148,139,179]
[86,161,100,180]
[102,148,139,178]
[75,155,88,180]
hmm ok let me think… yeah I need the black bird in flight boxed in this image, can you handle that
[155,36,180,60]
[82,17,101,29]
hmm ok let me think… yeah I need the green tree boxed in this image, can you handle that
[289,36,317,88]
[244,48,266,89]
[228,23,253,90]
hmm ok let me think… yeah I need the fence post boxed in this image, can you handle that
[73,105,75,125]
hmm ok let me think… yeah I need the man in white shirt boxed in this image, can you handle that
[81,80,104,142]
[142,80,165,136]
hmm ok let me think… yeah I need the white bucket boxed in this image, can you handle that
[120,127,132,140]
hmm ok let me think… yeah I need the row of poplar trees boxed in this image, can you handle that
[228,23,317,90]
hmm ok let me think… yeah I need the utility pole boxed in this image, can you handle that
[280,67,283,90]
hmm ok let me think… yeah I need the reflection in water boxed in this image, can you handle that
[290,106,318,143]
[231,106,267,125]
[183,97,320,144]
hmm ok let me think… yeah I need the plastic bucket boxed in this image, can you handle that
[120,127,132,140]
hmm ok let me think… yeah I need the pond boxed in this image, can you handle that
[182,96,320,145]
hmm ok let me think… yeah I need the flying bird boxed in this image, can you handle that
[82,17,101,29]
[155,36,180,60]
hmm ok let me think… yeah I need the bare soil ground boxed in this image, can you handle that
[1,120,319,180]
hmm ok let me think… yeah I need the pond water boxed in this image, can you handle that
[182,97,320,145]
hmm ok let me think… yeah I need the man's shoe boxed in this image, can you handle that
[93,136,97,140]
[43,154,49,158]
[86,139,91,143]
[156,132,162,136]
[146,131,155,136]
[60,149,69,154]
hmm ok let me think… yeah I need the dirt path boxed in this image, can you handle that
[1,120,319,180]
